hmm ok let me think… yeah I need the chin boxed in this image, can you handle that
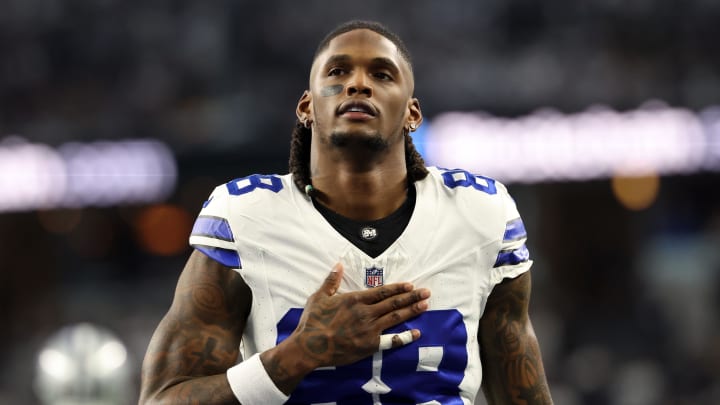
[329,130,389,152]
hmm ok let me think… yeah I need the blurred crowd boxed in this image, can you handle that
[3,1,720,152]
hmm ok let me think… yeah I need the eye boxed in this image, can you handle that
[373,71,393,81]
[328,67,346,76]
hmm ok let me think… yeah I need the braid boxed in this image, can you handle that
[405,131,429,183]
[288,119,314,196]
[289,122,429,196]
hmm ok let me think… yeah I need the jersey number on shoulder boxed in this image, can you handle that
[440,168,496,195]
[226,174,283,195]
[276,309,468,404]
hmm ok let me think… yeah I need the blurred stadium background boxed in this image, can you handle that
[1,1,719,404]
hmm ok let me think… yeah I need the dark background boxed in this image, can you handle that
[1,1,719,404]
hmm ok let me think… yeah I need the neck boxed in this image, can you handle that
[310,146,409,221]
[312,170,409,221]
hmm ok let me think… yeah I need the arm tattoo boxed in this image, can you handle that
[480,272,553,404]
[139,250,251,404]
[190,337,220,372]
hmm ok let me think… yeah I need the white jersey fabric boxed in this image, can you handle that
[189,166,532,405]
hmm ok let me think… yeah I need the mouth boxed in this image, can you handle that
[336,100,378,120]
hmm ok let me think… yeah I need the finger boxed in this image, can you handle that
[369,288,430,316]
[375,298,429,331]
[319,263,343,296]
[356,282,414,304]
[378,329,419,351]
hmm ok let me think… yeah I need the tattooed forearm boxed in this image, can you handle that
[480,272,553,405]
[493,303,550,403]
[139,250,252,404]
[141,313,241,404]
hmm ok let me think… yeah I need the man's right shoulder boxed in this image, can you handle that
[203,173,297,212]
[195,170,305,219]
[189,173,299,268]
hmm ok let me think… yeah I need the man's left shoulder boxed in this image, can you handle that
[419,167,521,234]
[422,166,510,204]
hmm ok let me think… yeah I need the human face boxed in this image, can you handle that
[297,29,422,148]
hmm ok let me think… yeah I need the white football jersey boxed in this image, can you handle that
[189,166,532,405]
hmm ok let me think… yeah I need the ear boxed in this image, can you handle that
[296,90,313,125]
[406,97,423,131]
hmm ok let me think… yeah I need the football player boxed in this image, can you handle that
[140,20,553,405]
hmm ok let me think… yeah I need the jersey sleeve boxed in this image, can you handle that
[188,185,241,268]
[489,183,532,285]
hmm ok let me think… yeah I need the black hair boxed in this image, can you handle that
[314,20,413,72]
[289,20,428,196]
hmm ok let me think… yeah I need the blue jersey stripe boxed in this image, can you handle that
[503,218,527,242]
[493,244,530,268]
[191,215,234,242]
[194,245,241,268]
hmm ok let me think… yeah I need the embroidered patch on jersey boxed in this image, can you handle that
[360,226,378,241]
[365,266,384,288]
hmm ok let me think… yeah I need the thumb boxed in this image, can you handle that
[320,262,343,296]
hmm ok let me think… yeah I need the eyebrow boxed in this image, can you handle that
[322,54,401,75]
[370,57,401,75]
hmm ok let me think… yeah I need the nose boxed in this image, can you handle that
[346,71,372,97]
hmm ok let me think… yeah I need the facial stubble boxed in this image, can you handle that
[329,130,389,152]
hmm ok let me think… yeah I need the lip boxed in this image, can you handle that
[336,100,378,119]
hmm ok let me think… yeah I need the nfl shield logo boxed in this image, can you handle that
[365,266,384,288]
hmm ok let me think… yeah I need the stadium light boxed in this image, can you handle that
[423,102,720,183]
[0,137,177,213]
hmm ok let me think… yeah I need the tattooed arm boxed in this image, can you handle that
[479,272,553,405]
[139,249,251,404]
[140,252,430,404]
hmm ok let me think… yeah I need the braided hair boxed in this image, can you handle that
[289,20,429,196]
